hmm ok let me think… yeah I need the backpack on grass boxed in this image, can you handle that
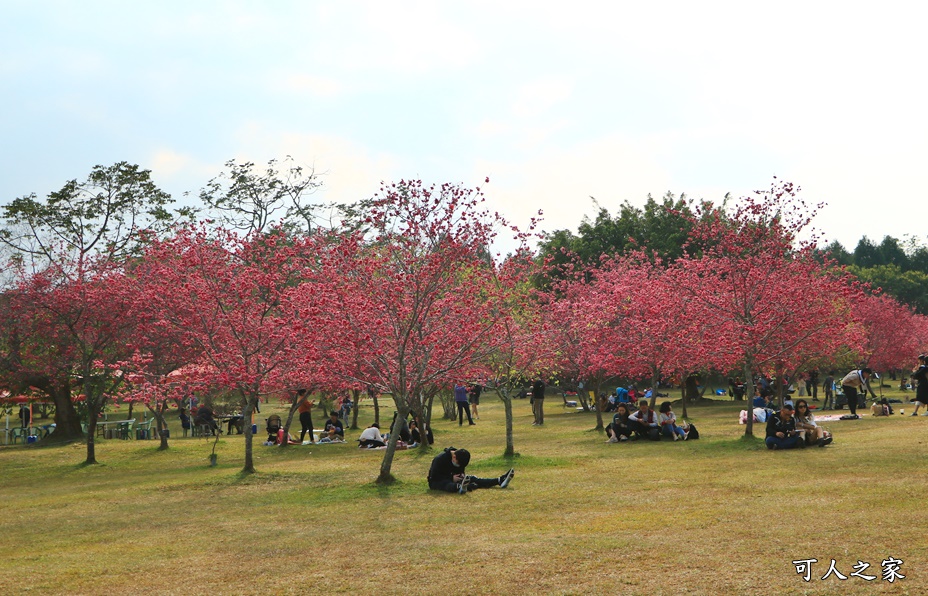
[685,423,699,440]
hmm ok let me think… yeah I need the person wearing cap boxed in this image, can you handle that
[840,367,878,418]
[427,447,514,494]
[911,355,928,416]
[765,403,802,450]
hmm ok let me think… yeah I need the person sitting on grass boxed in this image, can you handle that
[320,411,345,443]
[357,423,386,448]
[658,401,688,441]
[870,397,892,417]
[605,403,635,443]
[427,447,514,494]
[793,399,832,447]
[629,400,661,440]
[765,403,802,450]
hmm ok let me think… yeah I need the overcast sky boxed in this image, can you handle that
[3,1,925,253]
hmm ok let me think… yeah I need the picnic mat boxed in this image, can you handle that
[813,414,866,422]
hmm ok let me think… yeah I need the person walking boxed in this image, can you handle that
[531,376,546,426]
[840,367,877,419]
[454,382,475,426]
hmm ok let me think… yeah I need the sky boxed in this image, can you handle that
[2,0,926,253]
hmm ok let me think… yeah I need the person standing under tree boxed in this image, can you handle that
[822,372,835,409]
[840,367,877,419]
[808,370,819,402]
[296,390,315,443]
[454,382,475,426]
[910,355,928,416]
[468,382,482,420]
[531,376,546,426]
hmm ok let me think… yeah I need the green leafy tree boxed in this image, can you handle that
[197,156,325,236]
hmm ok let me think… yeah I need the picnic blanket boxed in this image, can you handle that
[812,414,865,422]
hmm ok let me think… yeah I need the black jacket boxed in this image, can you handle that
[428,448,463,483]
[766,413,796,438]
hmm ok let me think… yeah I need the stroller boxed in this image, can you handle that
[266,414,282,443]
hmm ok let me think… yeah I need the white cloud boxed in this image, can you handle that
[475,135,673,238]
[280,74,344,99]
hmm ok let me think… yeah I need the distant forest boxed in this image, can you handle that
[820,236,928,315]
[536,193,928,315]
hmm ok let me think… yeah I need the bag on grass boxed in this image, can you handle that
[685,423,699,440]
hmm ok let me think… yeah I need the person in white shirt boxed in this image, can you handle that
[629,401,661,440]
[357,423,386,448]
[657,401,688,441]
[840,368,877,418]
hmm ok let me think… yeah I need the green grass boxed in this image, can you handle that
[2,391,926,595]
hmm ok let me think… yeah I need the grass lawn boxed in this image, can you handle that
[1,389,926,595]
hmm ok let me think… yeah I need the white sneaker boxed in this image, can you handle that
[619,435,629,442]
[499,468,515,488]
[673,433,680,441]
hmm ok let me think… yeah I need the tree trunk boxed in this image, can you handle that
[280,397,303,449]
[495,386,516,457]
[350,388,361,429]
[666,370,687,419]
[592,377,604,432]
[241,399,256,474]
[743,361,755,437]
[85,416,99,465]
[148,404,169,451]
[377,397,409,484]
[42,379,83,443]
[679,382,687,418]
[373,392,380,426]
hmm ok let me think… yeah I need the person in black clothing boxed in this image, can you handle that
[469,383,482,420]
[765,404,802,450]
[19,405,31,429]
[807,370,819,401]
[427,447,514,493]
[605,403,635,442]
[323,411,345,441]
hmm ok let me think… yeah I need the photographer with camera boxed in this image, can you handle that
[765,403,803,450]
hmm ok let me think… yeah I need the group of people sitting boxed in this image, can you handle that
[357,415,432,449]
[765,399,833,450]
[265,408,433,449]
[602,385,670,413]
[266,410,348,445]
[605,401,695,442]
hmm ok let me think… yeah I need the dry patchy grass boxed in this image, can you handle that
[2,392,926,595]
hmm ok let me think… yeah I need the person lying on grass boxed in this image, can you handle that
[427,447,514,494]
